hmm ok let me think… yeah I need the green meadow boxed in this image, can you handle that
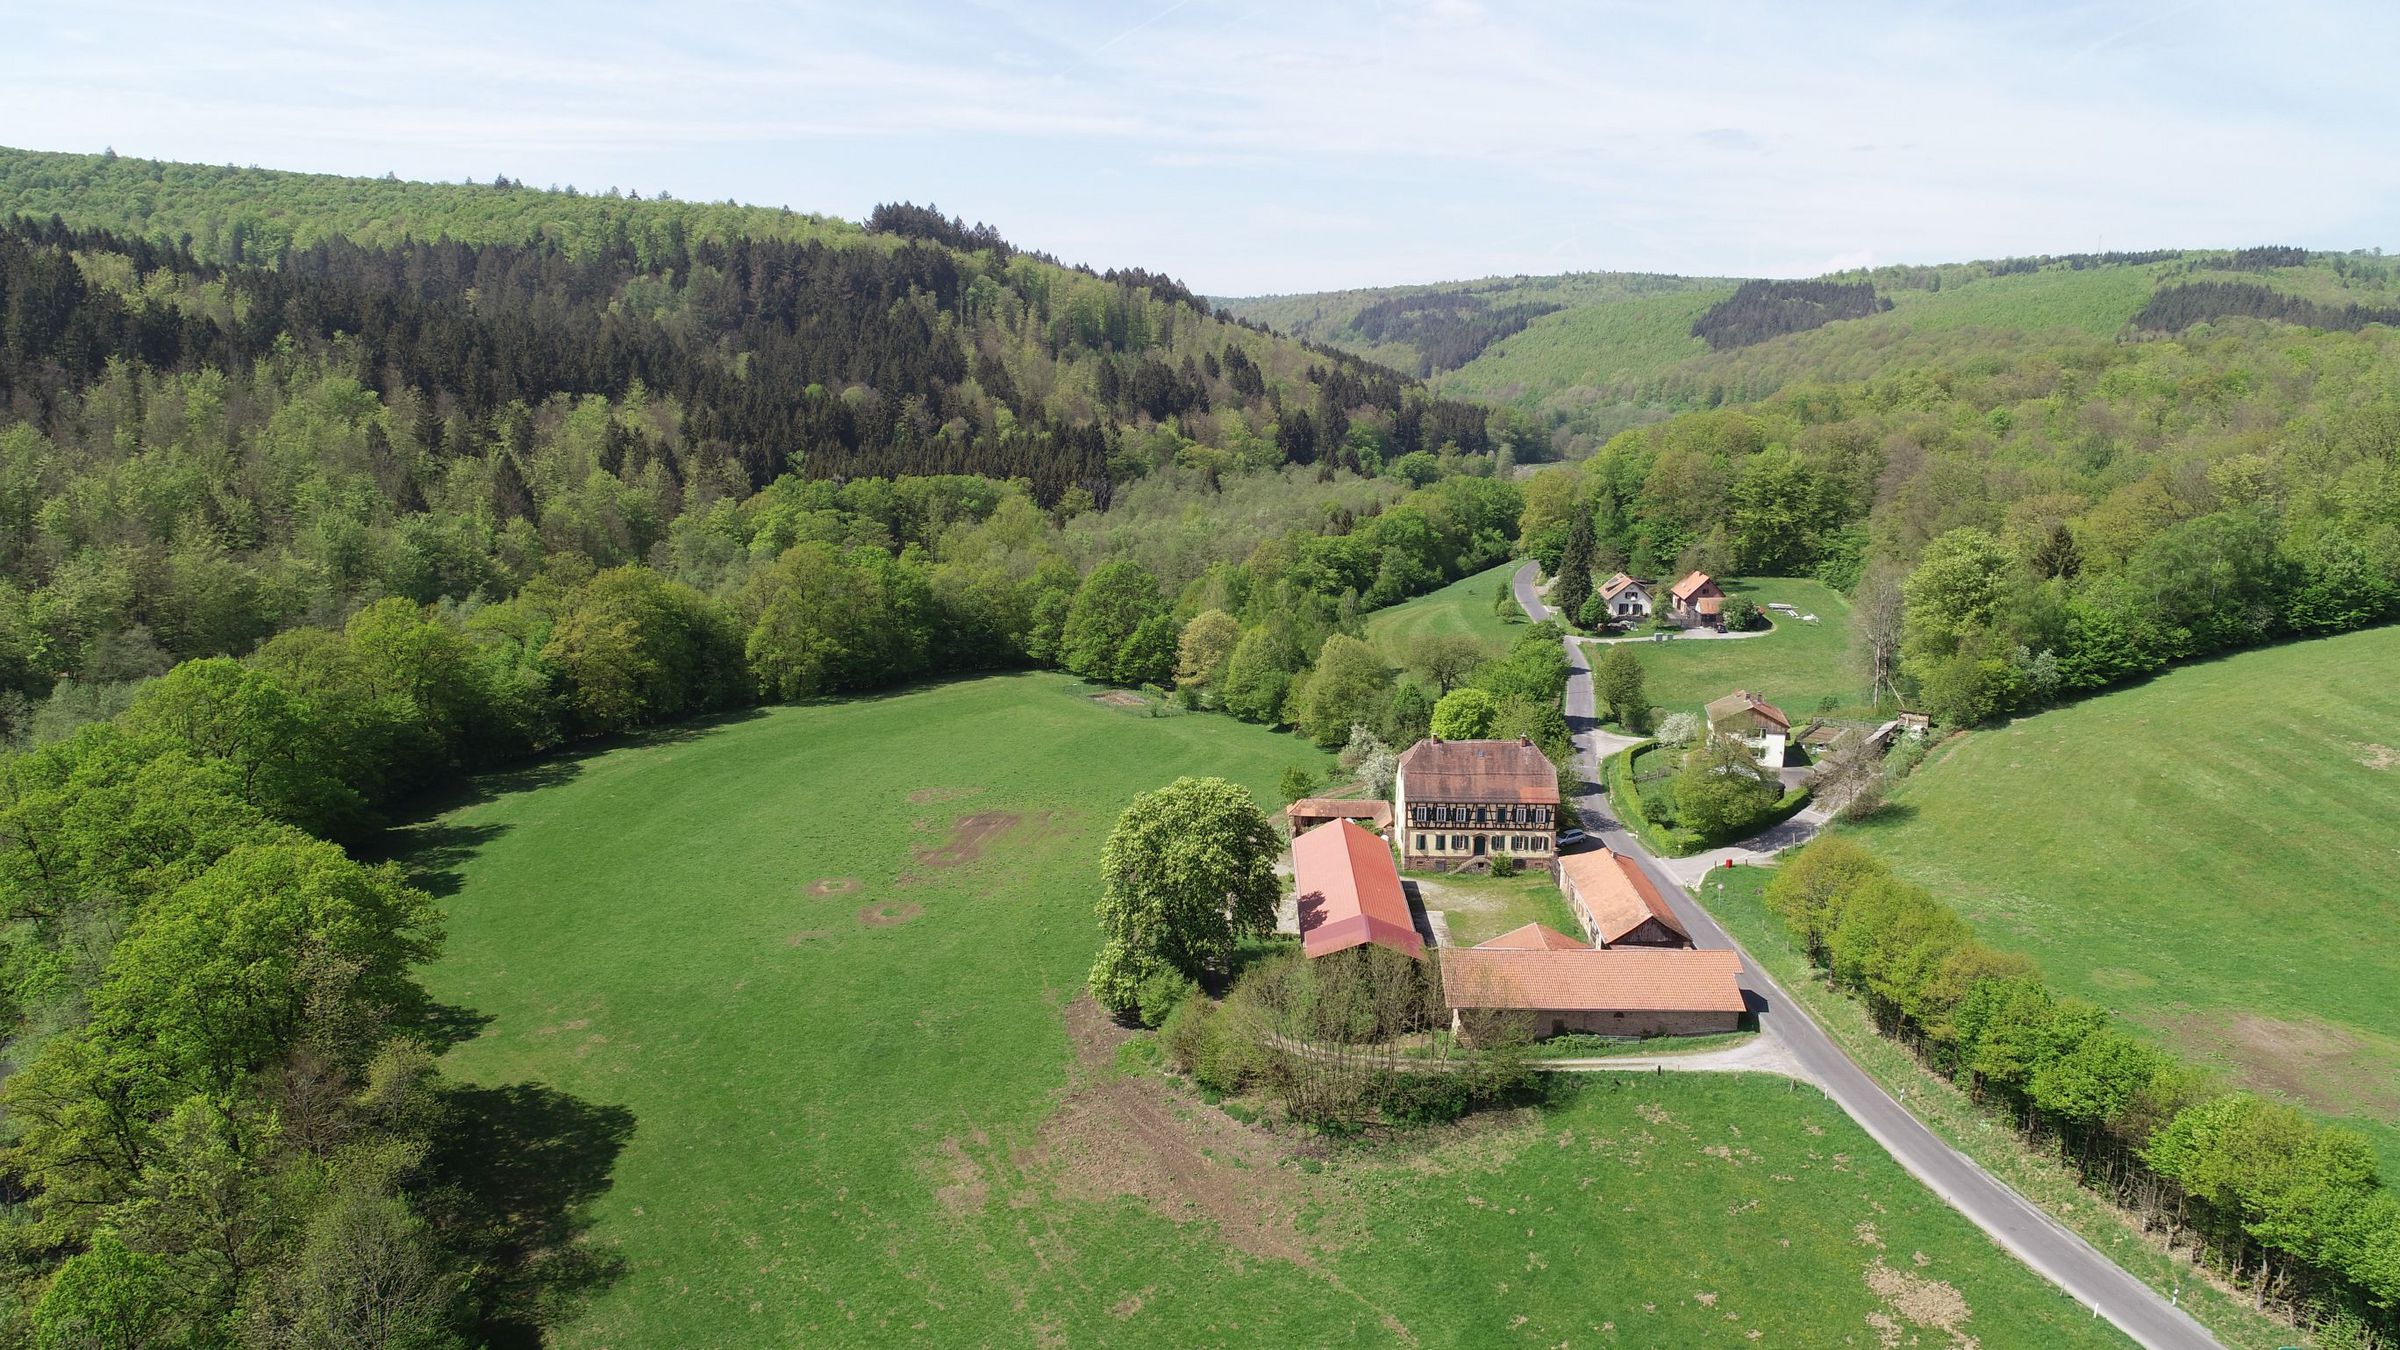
[1612,577,1863,723]
[1362,559,1527,664]
[1849,625,2400,1165]
[406,673,2127,1346]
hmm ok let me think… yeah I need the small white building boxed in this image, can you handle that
[1704,689,1791,770]
[1598,572,1653,619]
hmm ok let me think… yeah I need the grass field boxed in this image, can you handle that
[1362,560,1526,665]
[1405,868,1580,947]
[405,672,2132,1345]
[1848,625,2400,1166]
[1699,866,2300,1350]
[1613,577,1864,722]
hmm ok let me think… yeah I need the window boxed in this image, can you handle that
[1414,834,1426,852]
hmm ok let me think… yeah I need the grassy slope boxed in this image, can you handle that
[1701,867,2301,1350]
[1434,290,1725,409]
[408,673,2128,1346]
[1315,1075,2128,1349]
[1620,578,1863,721]
[1361,559,1526,665]
[1846,626,2400,1166]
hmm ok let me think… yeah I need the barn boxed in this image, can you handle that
[1558,849,1692,948]
[1291,818,1424,961]
[1440,945,1746,1041]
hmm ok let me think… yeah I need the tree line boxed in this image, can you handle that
[1767,839,2400,1342]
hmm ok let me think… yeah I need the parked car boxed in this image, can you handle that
[1556,828,1590,848]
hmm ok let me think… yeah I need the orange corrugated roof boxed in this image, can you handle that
[1440,948,1745,1013]
[1558,849,1689,946]
[1476,922,1590,951]
[1398,739,1559,804]
[1293,819,1423,961]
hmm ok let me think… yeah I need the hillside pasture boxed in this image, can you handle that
[408,672,2129,1346]
[1849,625,2400,1164]
[1362,559,1526,665]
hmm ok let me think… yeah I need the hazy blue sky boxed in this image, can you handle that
[4,0,2394,294]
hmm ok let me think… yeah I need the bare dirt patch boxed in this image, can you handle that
[908,785,985,805]
[1090,690,1149,709]
[805,877,859,897]
[785,930,833,945]
[856,902,925,927]
[2163,1009,2400,1120]
[931,1133,991,1214]
[1037,995,1419,1343]
[2357,742,2397,771]
[1863,1258,1977,1348]
[915,811,1024,870]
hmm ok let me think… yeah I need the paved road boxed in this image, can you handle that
[1512,560,2216,1350]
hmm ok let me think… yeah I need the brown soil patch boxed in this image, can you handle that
[2163,1009,2400,1120]
[805,877,859,896]
[1038,994,1417,1343]
[1091,690,1148,709]
[785,930,833,945]
[915,811,1024,870]
[1864,1258,1976,1348]
[2357,742,2397,771]
[908,785,985,805]
[931,1133,990,1214]
[856,902,924,927]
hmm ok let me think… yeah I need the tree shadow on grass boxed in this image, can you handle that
[428,1081,639,1348]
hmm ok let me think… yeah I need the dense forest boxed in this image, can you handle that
[0,152,1540,1344]
[1689,278,1894,351]
[2133,280,2400,336]
[1348,291,1565,374]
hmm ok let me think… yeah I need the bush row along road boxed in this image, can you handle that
[1511,560,2218,1350]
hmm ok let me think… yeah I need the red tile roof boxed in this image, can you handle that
[1476,921,1590,951]
[1284,798,1393,831]
[1293,819,1423,961]
[1397,738,1559,805]
[1670,570,1719,602]
[1599,572,1646,601]
[1558,849,1690,946]
[1440,948,1745,1013]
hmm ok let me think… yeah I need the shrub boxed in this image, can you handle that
[1655,711,1701,748]
[1134,969,1199,1029]
[1489,853,1521,877]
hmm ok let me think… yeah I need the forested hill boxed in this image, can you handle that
[1224,245,2400,449]
[0,146,1493,503]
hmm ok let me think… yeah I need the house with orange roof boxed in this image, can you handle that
[1291,819,1424,961]
[1667,570,1726,629]
[1557,849,1692,949]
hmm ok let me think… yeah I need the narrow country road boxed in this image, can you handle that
[1512,560,2217,1350]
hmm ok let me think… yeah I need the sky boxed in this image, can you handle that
[3,0,2396,295]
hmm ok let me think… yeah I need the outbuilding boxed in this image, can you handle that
[1441,945,1746,1040]
[1558,849,1692,948]
[1292,818,1424,961]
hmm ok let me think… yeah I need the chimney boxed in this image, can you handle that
[1518,736,1533,747]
